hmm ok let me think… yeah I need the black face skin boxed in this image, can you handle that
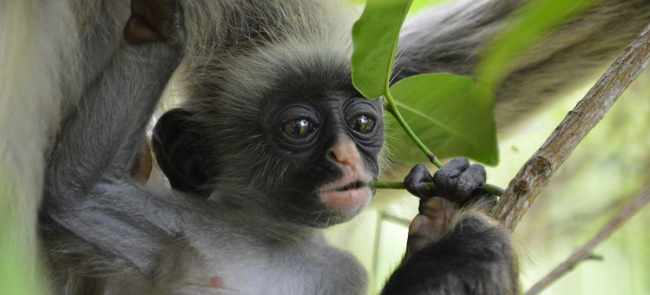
[263,94,383,172]
[259,87,385,227]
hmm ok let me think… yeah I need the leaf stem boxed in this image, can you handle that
[369,181,407,189]
[380,91,504,197]
[383,92,443,168]
[369,181,505,196]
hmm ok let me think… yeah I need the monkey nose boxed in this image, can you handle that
[327,138,362,174]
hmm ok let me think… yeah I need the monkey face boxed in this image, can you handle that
[152,89,384,228]
[259,93,384,227]
[152,48,385,227]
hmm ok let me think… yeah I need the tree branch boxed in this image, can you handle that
[524,187,650,295]
[490,21,650,230]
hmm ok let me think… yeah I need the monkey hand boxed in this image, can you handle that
[124,0,185,44]
[385,159,516,294]
[404,157,497,254]
[405,158,495,204]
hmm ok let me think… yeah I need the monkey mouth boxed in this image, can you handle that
[317,180,372,218]
[333,181,366,192]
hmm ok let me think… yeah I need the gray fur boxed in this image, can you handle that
[1,0,649,294]
[396,0,650,131]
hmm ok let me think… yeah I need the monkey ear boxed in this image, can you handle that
[152,108,212,198]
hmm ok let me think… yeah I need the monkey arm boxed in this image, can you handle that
[40,0,186,278]
[395,0,650,129]
[49,181,186,278]
[41,41,184,272]
[43,40,183,208]
[43,2,185,209]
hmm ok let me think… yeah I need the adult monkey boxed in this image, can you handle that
[0,0,648,293]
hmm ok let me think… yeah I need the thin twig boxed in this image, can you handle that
[524,188,650,295]
[490,21,650,230]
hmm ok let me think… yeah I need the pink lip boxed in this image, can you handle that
[318,184,371,218]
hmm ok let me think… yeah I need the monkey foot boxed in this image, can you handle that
[124,0,179,44]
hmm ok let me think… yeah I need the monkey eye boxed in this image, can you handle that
[282,118,317,139]
[348,114,375,134]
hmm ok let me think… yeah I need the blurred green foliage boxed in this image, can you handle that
[0,168,47,295]
[477,0,600,90]
[347,0,448,12]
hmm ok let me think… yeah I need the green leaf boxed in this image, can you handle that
[409,0,450,12]
[477,0,599,90]
[347,0,448,12]
[387,74,499,165]
[351,0,499,166]
[351,0,413,100]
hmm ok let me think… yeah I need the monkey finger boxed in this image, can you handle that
[404,164,436,198]
[432,157,469,200]
[455,164,487,204]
